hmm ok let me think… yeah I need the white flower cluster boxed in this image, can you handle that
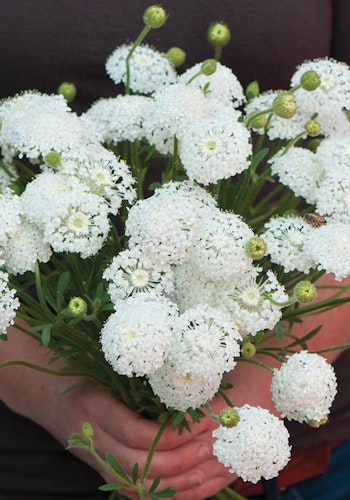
[212,405,291,483]
[271,351,337,424]
[91,44,252,185]
[0,271,20,335]
[101,180,290,410]
[0,91,136,265]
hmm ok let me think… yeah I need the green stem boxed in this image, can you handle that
[125,26,151,95]
[139,413,173,485]
[34,261,56,321]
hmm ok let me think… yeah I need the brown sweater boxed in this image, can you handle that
[0,0,349,497]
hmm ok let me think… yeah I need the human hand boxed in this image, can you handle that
[0,327,235,499]
[58,384,236,499]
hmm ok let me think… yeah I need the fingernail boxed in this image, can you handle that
[189,472,202,486]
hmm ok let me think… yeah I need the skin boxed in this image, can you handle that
[0,274,349,499]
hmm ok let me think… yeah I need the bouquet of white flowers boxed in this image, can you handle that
[1,4,350,499]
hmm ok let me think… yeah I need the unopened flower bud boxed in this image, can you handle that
[218,407,240,428]
[207,22,231,48]
[242,341,256,359]
[82,422,94,438]
[143,5,167,29]
[57,82,77,102]
[300,70,321,91]
[201,59,217,76]
[294,281,317,303]
[273,92,297,118]
[245,80,260,102]
[45,150,61,167]
[307,415,328,428]
[245,237,267,260]
[166,47,186,68]
[305,119,321,137]
[68,296,88,316]
[250,114,266,129]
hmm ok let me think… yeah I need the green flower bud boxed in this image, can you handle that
[143,5,167,29]
[300,70,321,91]
[45,150,61,167]
[207,22,231,48]
[307,415,328,428]
[57,82,77,102]
[304,119,321,137]
[245,237,267,260]
[245,80,260,102]
[218,407,240,428]
[166,47,186,68]
[250,114,266,129]
[68,296,88,317]
[201,59,217,76]
[273,92,297,118]
[82,422,94,438]
[294,281,317,303]
[241,341,256,359]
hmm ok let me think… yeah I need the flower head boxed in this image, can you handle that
[100,293,178,377]
[212,404,291,483]
[105,44,177,94]
[271,351,337,424]
[0,271,20,335]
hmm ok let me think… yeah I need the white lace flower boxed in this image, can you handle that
[179,115,251,185]
[0,189,22,246]
[179,61,245,106]
[148,357,223,411]
[0,91,95,161]
[105,43,177,94]
[171,262,223,313]
[58,145,136,213]
[212,405,291,483]
[189,208,254,280]
[21,172,110,258]
[271,351,337,424]
[0,271,20,335]
[304,220,350,280]
[82,95,150,144]
[1,221,52,275]
[270,147,323,205]
[126,181,217,267]
[262,216,315,273]
[312,137,350,217]
[169,304,242,378]
[103,247,174,306]
[223,269,288,336]
[100,293,178,377]
[142,83,228,154]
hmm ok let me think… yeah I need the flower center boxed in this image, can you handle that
[129,268,150,288]
[67,212,89,235]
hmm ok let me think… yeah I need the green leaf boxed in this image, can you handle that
[41,324,52,346]
[56,271,70,308]
[106,453,130,481]
[99,483,125,491]
[251,147,269,171]
[131,462,139,483]
[149,475,161,492]
[152,486,177,498]
[42,285,57,312]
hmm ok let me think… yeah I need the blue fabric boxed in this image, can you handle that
[250,438,350,500]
